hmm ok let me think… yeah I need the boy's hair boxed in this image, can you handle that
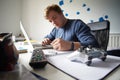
[44,4,63,19]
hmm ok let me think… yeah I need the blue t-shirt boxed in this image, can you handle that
[45,19,99,47]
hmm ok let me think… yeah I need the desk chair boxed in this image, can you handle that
[87,20,110,51]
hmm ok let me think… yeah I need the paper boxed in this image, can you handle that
[43,49,73,56]
[67,50,89,63]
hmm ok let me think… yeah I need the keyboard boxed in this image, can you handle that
[29,48,47,68]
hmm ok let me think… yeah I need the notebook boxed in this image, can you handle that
[20,21,53,52]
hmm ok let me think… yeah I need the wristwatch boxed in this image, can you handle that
[69,42,74,51]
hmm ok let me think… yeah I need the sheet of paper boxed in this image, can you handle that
[43,49,73,56]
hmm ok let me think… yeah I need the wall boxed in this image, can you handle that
[21,0,120,41]
[21,0,58,40]
[0,0,120,41]
[0,0,21,36]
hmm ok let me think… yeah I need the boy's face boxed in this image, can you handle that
[47,10,65,28]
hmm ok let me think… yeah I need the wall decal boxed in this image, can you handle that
[58,0,109,23]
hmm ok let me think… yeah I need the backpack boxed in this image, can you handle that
[0,33,19,71]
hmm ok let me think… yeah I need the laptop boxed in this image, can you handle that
[20,21,53,52]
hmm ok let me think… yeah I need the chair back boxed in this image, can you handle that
[87,20,110,51]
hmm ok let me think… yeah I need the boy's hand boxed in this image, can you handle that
[51,38,71,51]
[41,38,52,45]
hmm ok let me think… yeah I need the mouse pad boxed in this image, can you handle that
[47,54,120,80]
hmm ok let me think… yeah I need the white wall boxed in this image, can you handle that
[21,0,58,40]
[21,0,120,41]
[0,0,21,36]
[0,0,120,40]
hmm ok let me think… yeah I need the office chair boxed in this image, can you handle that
[87,20,110,51]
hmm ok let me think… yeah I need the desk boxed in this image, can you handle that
[18,51,120,80]
[14,42,120,80]
[19,52,75,80]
